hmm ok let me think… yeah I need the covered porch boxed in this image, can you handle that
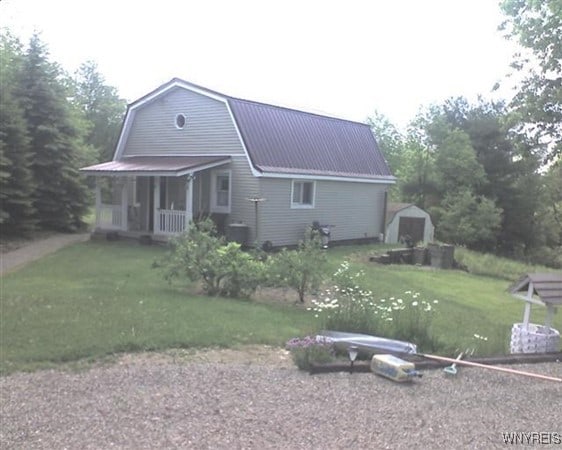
[81,155,231,238]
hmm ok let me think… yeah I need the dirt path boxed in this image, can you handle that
[0,233,90,275]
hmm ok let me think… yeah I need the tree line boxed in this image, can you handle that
[368,0,561,267]
[0,32,125,234]
[1,0,560,267]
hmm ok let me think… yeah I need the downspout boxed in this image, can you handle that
[381,190,388,243]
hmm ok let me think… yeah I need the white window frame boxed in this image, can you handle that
[291,180,315,209]
[175,113,187,129]
[211,169,231,214]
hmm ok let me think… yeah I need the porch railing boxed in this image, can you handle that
[157,209,187,235]
[97,204,122,230]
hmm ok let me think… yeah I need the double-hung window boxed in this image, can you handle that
[291,180,315,208]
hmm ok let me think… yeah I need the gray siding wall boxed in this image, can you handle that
[226,156,260,243]
[258,178,389,246]
[120,87,260,240]
[122,87,245,156]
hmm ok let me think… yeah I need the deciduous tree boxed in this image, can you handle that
[73,61,126,162]
[500,0,562,164]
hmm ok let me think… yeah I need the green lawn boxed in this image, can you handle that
[1,240,560,374]
[0,241,314,374]
[328,245,561,355]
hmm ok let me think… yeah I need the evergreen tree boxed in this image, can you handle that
[0,144,11,224]
[0,33,37,234]
[17,34,89,231]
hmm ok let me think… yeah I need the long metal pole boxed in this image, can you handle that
[419,353,562,383]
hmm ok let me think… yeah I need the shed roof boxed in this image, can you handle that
[119,78,395,182]
[385,203,416,225]
[80,155,230,176]
[509,273,562,306]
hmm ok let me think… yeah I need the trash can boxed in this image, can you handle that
[312,221,331,249]
[428,244,455,269]
[413,247,427,265]
[227,223,249,246]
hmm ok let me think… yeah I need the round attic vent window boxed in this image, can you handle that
[175,113,187,129]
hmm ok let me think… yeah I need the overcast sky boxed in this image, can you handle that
[2,0,519,128]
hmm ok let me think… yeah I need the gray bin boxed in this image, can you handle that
[428,244,454,269]
[227,223,249,246]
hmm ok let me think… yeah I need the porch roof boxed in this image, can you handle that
[80,155,230,177]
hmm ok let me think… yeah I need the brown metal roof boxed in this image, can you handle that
[227,97,393,180]
[80,156,230,176]
[509,273,562,306]
[98,78,395,181]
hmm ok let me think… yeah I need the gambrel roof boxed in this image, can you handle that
[110,78,394,183]
[228,97,392,180]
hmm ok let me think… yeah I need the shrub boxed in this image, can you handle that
[269,231,327,302]
[158,218,266,297]
[285,335,335,370]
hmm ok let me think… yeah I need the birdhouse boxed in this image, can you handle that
[509,273,561,354]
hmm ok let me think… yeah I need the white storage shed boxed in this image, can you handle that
[385,203,434,245]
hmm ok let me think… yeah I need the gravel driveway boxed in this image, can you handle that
[1,350,561,449]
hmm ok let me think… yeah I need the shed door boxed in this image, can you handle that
[398,217,425,244]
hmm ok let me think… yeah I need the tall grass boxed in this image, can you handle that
[454,247,556,281]
[322,247,561,356]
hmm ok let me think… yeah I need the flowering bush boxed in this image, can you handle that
[285,335,335,370]
[309,261,443,352]
[309,262,386,334]
[387,291,441,351]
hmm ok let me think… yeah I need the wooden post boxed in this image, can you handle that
[95,177,102,229]
[186,174,193,231]
[523,281,534,330]
[121,178,128,231]
[153,176,160,234]
[544,304,556,330]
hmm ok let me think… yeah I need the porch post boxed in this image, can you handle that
[186,174,193,230]
[95,177,102,229]
[153,176,160,234]
[121,178,128,231]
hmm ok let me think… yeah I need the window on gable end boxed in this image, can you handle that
[175,113,187,129]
